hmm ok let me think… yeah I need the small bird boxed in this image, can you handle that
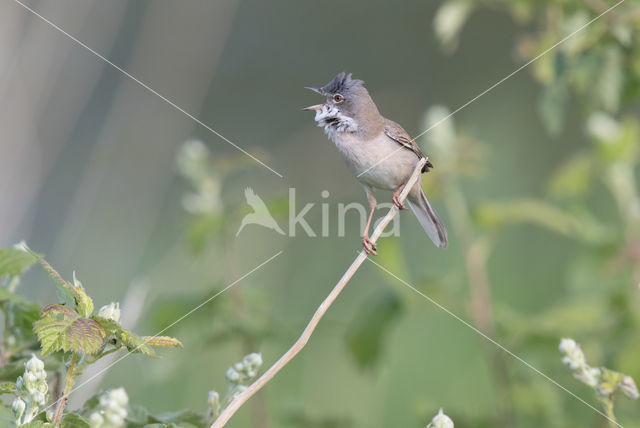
[303,72,447,254]
[236,187,285,236]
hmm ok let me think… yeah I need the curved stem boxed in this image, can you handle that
[52,353,78,426]
[211,159,426,427]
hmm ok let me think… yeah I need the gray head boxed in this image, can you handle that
[303,72,382,136]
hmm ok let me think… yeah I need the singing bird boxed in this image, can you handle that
[236,187,285,236]
[304,72,447,254]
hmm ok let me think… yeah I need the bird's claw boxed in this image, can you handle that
[392,194,407,210]
[362,236,377,255]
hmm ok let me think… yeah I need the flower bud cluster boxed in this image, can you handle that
[12,354,48,426]
[225,353,263,387]
[559,338,638,401]
[208,353,263,423]
[426,408,454,428]
[89,387,129,428]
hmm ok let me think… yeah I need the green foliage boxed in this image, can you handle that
[60,413,90,428]
[0,245,38,278]
[0,244,185,427]
[34,304,106,356]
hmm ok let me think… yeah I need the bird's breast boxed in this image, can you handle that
[332,132,418,190]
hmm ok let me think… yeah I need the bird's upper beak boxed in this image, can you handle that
[304,86,324,95]
[302,86,325,111]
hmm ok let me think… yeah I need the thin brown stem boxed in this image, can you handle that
[210,159,427,428]
[52,353,77,426]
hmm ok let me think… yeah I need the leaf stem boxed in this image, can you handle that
[210,159,427,427]
[52,353,78,426]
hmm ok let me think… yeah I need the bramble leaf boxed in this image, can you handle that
[0,244,38,278]
[142,336,183,348]
[34,304,105,355]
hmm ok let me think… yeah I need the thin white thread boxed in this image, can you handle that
[10,0,284,178]
[364,256,623,428]
[42,250,283,412]
[357,0,625,178]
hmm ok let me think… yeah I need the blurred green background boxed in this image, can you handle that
[1,0,639,426]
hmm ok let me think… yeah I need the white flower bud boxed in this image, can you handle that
[559,338,586,370]
[620,376,639,400]
[98,302,121,323]
[89,412,104,427]
[427,408,454,428]
[11,398,25,420]
[208,390,220,409]
[226,367,240,383]
[244,353,263,370]
[25,354,45,373]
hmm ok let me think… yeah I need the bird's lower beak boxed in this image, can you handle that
[302,104,324,111]
[304,86,324,95]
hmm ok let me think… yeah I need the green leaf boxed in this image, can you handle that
[345,291,402,369]
[149,409,208,427]
[0,381,15,394]
[34,304,105,355]
[142,336,183,348]
[61,413,90,428]
[22,422,48,428]
[0,245,38,277]
[93,317,154,356]
[22,246,94,317]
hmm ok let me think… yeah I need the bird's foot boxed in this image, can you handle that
[362,236,377,255]
[392,194,407,210]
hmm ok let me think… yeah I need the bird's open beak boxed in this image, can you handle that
[304,86,324,95]
[302,104,324,111]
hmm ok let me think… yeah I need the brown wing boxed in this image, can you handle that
[383,121,434,173]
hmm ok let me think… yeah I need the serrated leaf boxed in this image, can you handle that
[23,247,94,317]
[93,316,154,356]
[142,336,183,348]
[61,413,90,428]
[0,246,38,277]
[34,304,105,355]
[0,381,15,394]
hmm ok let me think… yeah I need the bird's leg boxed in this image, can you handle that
[362,188,377,255]
[392,184,408,210]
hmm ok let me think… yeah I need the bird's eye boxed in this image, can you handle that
[333,94,344,103]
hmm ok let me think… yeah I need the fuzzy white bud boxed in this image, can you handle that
[98,302,121,323]
[427,408,454,428]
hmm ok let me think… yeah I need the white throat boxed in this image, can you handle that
[313,104,358,140]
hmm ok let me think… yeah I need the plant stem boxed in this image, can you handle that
[602,398,617,428]
[210,159,427,428]
[52,353,78,426]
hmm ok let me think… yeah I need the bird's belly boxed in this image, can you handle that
[333,133,418,190]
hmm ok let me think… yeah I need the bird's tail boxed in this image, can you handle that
[407,188,448,248]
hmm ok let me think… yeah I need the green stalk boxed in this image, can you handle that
[52,353,78,426]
